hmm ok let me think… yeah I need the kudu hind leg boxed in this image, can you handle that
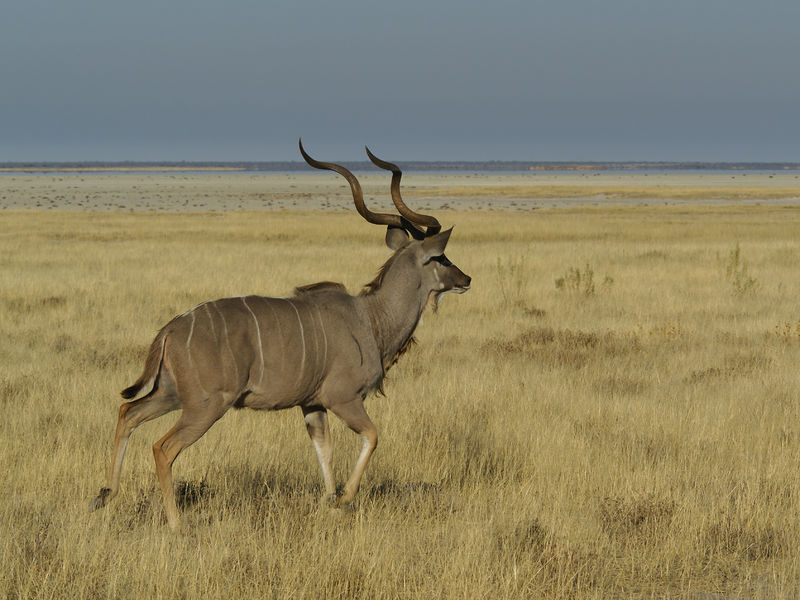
[152,405,223,530]
[89,392,179,512]
[330,399,378,505]
[302,407,336,502]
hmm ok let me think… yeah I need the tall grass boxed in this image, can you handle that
[1,203,800,598]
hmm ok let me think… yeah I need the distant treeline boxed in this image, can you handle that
[2,161,800,172]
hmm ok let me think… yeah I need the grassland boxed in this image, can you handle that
[1,179,800,598]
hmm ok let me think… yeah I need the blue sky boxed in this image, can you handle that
[1,0,798,162]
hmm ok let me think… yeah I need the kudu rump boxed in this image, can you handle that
[90,140,471,529]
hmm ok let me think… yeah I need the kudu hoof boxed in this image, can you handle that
[336,492,356,509]
[88,488,111,512]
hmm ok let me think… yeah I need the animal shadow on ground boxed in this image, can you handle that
[175,479,211,510]
[363,479,456,514]
[119,474,450,529]
[121,479,212,529]
[367,479,441,498]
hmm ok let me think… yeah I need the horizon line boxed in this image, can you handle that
[2,159,800,173]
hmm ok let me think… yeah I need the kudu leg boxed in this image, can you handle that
[330,399,378,505]
[152,406,223,530]
[301,407,336,502]
[89,393,178,512]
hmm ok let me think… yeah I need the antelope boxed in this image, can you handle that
[89,139,471,529]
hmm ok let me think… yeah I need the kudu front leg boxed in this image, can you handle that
[302,406,336,504]
[330,399,378,506]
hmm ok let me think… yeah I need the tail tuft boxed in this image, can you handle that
[120,384,141,400]
[119,330,168,400]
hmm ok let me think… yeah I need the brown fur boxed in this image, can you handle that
[360,252,403,296]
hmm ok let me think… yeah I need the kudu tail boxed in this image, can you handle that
[121,331,168,400]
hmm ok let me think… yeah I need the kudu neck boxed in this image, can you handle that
[361,254,427,370]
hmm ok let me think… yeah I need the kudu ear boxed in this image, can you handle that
[385,226,410,251]
[422,227,453,260]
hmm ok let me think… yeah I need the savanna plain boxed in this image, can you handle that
[2,172,800,599]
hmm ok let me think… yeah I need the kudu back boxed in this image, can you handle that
[90,140,471,529]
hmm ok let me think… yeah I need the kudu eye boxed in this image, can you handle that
[426,255,452,267]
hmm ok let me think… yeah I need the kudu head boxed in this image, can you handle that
[299,139,471,309]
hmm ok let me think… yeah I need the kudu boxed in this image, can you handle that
[89,140,471,529]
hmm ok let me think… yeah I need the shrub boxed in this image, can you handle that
[555,263,613,296]
[724,243,757,296]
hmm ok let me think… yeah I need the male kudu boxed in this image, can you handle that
[89,140,471,529]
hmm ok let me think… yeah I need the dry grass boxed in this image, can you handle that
[2,197,800,599]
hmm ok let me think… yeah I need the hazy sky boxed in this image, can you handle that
[2,0,798,162]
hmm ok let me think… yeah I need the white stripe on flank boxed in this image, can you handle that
[241,297,265,385]
[265,300,285,372]
[179,299,207,319]
[286,299,306,385]
[186,311,196,355]
[204,303,217,342]
[315,305,328,376]
[211,301,239,382]
[186,310,208,396]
